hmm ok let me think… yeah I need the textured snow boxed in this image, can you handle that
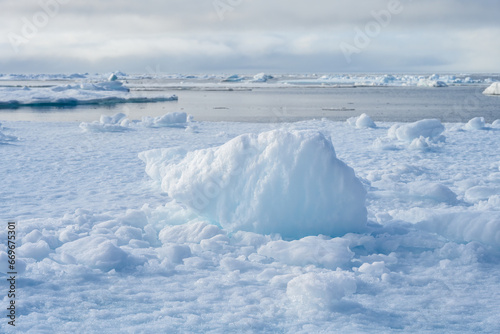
[1,115,500,333]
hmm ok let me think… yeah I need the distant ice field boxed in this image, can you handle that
[0,74,499,123]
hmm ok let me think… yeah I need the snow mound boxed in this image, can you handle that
[483,82,500,95]
[464,117,485,130]
[141,112,190,128]
[409,182,458,204]
[80,113,131,132]
[287,271,357,311]
[347,113,376,129]
[418,211,500,249]
[57,235,144,271]
[388,119,445,142]
[139,130,367,238]
[0,82,177,108]
[251,73,273,82]
[464,186,500,203]
[258,236,353,269]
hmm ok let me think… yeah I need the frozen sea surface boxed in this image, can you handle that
[1,113,500,332]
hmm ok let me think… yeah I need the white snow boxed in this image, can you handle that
[1,111,500,332]
[139,129,367,238]
[141,112,190,128]
[483,82,500,95]
[388,119,445,142]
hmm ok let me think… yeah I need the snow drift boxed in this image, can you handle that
[140,130,367,239]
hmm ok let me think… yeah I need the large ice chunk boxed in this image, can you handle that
[483,82,500,95]
[139,130,367,238]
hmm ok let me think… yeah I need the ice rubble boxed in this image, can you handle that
[483,82,500,95]
[0,80,177,107]
[140,130,367,238]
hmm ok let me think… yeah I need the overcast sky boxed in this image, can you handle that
[1,0,499,74]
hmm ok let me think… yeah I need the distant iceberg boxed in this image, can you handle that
[483,82,500,95]
[221,74,245,82]
[250,73,274,82]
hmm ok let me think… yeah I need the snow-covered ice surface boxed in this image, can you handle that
[0,80,177,108]
[1,113,500,332]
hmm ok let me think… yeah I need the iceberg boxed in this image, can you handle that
[483,82,500,95]
[139,129,367,239]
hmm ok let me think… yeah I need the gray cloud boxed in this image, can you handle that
[1,0,499,73]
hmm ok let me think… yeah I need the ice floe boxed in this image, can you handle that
[0,80,177,108]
